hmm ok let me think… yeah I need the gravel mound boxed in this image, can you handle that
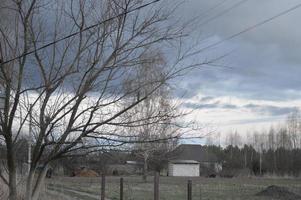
[256,185,301,200]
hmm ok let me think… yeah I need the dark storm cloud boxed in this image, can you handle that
[182,101,298,116]
[173,0,301,101]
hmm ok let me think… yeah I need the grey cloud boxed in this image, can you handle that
[244,104,299,116]
[182,101,238,110]
[182,102,219,109]
[222,104,238,109]
[200,96,215,102]
[227,116,284,125]
[182,101,298,117]
[173,0,301,102]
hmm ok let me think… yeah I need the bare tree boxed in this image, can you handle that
[287,109,301,149]
[122,51,180,181]
[226,131,242,160]
[0,0,209,199]
[277,127,290,149]
[268,126,277,173]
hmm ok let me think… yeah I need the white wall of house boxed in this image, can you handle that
[168,163,200,177]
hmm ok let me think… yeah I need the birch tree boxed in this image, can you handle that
[287,110,301,149]
[122,51,180,181]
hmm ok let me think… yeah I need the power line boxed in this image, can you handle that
[195,0,230,19]
[1,0,161,65]
[190,2,301,56]
[2,1,301,64]
[198,0,250,27]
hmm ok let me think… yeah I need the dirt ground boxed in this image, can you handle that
[42,176,301,200]
[256,185,301,200]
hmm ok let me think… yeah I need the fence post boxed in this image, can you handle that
[154,172,159,200]
[199,188,202,200]
[101,174,106,200]
[120,177,124,200]
[187,180,192,200]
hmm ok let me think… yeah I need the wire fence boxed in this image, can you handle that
[40,174,301,200]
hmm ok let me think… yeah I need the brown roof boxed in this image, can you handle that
[172,144,218,163]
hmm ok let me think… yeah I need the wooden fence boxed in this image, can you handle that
[100,172,194,200]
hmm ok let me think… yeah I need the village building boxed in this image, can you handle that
[168,160,200,177]
[168,144,222,177]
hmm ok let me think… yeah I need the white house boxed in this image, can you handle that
[168,160,200,177]
[168,144,223,177]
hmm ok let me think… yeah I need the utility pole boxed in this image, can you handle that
[259,143,263,176]
[244,149,247,168]
[28,104,32,175]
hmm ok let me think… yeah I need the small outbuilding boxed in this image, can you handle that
[168,144,223,177]
[168,160,200,177]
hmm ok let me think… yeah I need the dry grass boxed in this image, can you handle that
[3,176,301,200]
[0,180,8,200]
[0,178,31,200]
[42,176,301,200]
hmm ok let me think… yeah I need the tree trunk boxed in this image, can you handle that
[8,165,17,200]
[273,150,277,174]
[244,152,247,168]
[259,152,262,176]
[143,156,148,182]
[7,140,17,200]
[31,165,48,200]
[25,169,35,200]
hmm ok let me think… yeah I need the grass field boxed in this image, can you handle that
[42,176,301,200]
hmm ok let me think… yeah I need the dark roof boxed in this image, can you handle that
[170,160,200,164]
[171,144,218,163]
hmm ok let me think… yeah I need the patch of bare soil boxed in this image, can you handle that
[256,185,301,200]
[73,168,99,177]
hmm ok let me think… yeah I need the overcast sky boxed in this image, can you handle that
[171,0,301,138]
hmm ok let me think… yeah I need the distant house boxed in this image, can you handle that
[168,144,222,177]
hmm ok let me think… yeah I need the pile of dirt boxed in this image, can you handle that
[256,185,301,200]
[72,168,99,177]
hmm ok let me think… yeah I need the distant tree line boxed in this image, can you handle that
[209,110,301,177]
[206,144,301,177]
